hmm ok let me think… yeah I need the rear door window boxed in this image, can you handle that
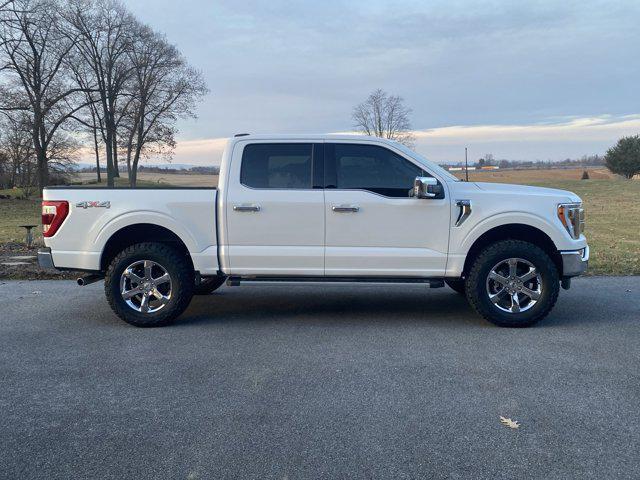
[241,143,313,189]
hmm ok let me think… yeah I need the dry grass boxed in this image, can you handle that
[455,167,616,183]
[74,172,219,187]
[0,196,41,244]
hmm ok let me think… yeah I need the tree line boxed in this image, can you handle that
[77,164,220,175]
[450,154,607,170]
[0,0,207,192]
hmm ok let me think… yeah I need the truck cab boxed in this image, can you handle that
[39,134,588,327]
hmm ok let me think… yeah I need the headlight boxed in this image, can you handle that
[557,203,585,239]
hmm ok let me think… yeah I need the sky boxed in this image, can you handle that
[123,0,640,166]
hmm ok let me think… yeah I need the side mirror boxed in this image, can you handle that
[413,176,442,199]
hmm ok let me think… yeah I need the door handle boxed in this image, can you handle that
[332,204,360,213]
[233,204,261,212]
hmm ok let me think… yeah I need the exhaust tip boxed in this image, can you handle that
[76,274,104,286]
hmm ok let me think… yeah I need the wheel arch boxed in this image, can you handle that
[100,223,194,272]
[462,223,563,277]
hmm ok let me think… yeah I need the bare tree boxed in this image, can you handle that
[0,0,89,193]
[70,65,104,182]
[0,111,33,189]
[0,149,9,188]
[63,0,135,186]
[87,98,103,182]
[352,89,415,147]
[122,24,207,187]
[46,127,78,182]
[0,0,208,190]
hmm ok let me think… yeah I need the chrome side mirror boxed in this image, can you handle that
[413,176,441,199]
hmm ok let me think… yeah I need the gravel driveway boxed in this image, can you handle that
[1,277,639,479]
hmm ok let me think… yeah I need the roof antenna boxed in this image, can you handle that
[234,133,250,137]
[465,147,469,182]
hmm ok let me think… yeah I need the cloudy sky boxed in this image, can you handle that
[124,0,640,165]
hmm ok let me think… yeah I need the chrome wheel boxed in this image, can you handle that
[119,260,172,313]
[486,257,542,314]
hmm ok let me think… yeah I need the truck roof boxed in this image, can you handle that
[228,133,400,144]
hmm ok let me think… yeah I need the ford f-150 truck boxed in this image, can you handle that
[38,134,588,328]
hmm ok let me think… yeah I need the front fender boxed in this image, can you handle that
[457,211,568,254]
[445,211,587,277]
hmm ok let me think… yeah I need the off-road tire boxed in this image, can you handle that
[445,278,466,295]
[105,242,194,327]
[194,276,226,295]
[464,240,559,327]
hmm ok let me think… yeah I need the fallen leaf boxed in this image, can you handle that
[500,416,520,429]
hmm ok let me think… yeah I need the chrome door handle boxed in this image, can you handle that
[332,205,360,213]
[233,204,261,212]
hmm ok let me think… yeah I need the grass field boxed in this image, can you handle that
[74,172,219,187]
[0,194,41,244]
[1,168,638,275]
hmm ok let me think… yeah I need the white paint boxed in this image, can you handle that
[45,134,588,278]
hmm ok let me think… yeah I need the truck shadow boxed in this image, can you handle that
[179,285,486,328]
[174,280,622,329]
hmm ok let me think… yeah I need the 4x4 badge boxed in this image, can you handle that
[76,201,111,209]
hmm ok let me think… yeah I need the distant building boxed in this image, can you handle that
[446,166,500,172]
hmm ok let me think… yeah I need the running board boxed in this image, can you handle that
[226,276,445,288]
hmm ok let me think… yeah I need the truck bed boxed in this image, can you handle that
[42,187,219,274]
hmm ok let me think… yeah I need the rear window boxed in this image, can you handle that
[240,143,313,189]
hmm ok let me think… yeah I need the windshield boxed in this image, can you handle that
[393,142,461,182]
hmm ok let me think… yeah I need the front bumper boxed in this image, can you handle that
[561,245,589,277]
[38,247,56,269]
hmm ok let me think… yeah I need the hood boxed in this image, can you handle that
[473,182,581,203]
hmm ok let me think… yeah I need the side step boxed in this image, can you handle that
[226,276,445,288]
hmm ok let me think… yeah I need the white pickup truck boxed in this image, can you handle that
[39,134,588,328]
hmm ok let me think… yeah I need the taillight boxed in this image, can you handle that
[42,201,69,237]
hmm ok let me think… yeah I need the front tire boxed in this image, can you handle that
[465,240,559,327]
[105,242,194,327]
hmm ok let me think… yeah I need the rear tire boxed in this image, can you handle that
[105,242,194,327]
[445,278,466,295]
[194,276,226,295]
[464,240,559,327]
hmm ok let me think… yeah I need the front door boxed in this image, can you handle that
[225,142,325,275]
[324,142,450,277]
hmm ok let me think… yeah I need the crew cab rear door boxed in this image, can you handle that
[224,141,325,275]
[323,142,450,277]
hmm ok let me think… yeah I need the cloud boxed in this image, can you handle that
[76,113,637,165]
[154,114,638,166]
[172,137,229,164]
[415,114,640,144]
[127,0,640,138]
[412,115,640,162]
